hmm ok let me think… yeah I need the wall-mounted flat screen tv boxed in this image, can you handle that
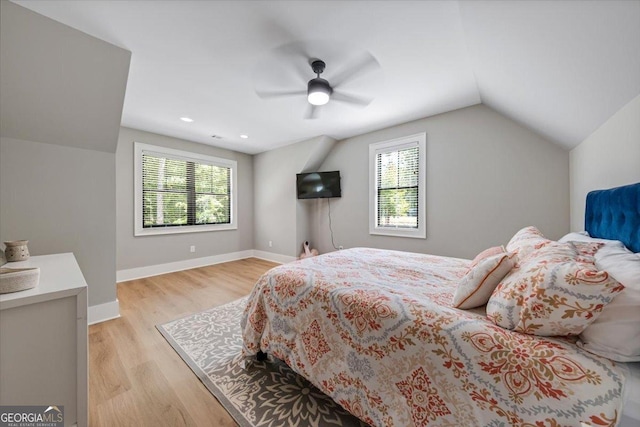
[296,171,341,199]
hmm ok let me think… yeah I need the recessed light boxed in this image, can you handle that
[240,134,249,139]
[180,117,194,123]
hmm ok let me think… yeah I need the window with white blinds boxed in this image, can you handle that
[134,143,237,236]
[369,133,426,238]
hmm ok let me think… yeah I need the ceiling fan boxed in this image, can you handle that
[255,50,381,119]
[306,60,332,106]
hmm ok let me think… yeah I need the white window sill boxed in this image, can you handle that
[134,223,237,237]
[370,227,426,239]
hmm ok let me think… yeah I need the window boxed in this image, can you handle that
[134,142,237,236]
[369,133,426,238]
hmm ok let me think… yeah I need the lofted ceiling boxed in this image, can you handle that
[12,0,640,154]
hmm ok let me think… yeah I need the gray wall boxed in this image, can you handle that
[253,136,336,258]
[116,127,254,270]
[0,1,129,308]
[570,94,640,231]
[311,104,570,259]
[0,137,117,306]
[253,139,314,257]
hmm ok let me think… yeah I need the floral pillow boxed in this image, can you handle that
[454,253,514,309]
[570,241,604,261]
[505,226,551,260]
[487,242,624,336]
[469,245,506,269]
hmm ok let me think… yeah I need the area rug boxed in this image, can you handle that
[157,296,368,427]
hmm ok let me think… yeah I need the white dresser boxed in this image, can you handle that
[0,253,88,427]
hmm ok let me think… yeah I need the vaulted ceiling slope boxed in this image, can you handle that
[1,0,131,153]
[10,1,640,154]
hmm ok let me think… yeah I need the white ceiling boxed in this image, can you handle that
[12,0,640,154]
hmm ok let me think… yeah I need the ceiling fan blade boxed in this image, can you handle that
[304,104,319,120]
[256,89,307,99]
[331,53,381,88]
[331,91,374,106]
[277,41,314,83]
[258,10,305,51]
[255,9,314,83]
[278,41,311,61]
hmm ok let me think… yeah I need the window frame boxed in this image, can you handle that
[369,133,426,239]
[134,142,238,236]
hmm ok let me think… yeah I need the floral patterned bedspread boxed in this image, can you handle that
[241,248,627,427]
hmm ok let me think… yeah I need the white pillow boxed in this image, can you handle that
[453,253,514,309]
[569,237,640,362]
[558,231,626,248]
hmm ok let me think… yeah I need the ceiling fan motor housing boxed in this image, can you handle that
[307,78,332,95]
[307,77,332,105]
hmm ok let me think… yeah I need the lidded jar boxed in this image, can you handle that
[4,240,30,262]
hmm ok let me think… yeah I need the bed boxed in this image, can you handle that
[241,182,640,427]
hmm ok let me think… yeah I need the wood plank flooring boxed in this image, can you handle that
[88,258,278,427]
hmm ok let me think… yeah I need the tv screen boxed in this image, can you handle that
[296,171,341,199]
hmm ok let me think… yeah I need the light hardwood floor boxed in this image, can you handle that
[89,257,278,426]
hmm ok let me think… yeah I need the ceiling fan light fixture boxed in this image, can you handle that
[307,78,332,106]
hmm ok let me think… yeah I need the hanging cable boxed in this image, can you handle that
[328,198,339,250]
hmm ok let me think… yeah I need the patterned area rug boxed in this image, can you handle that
[157,297,368,427]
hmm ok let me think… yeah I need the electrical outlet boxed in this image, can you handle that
[268,241,273,248]
[190,245,196,253]
[338,245,344,250]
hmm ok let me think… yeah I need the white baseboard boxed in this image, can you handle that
[88,299,120,325]
[116,249,255,282]
[252,250,297,264]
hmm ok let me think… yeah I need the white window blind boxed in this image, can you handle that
[369,133,426,238]
[134,143,237,236]
[376,146,419,229]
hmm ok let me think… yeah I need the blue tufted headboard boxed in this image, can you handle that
[585,182,640,253]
